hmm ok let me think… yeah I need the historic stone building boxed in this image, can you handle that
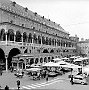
[0,0,79,70]
[77,39,89,57]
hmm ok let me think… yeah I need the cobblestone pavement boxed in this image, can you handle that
[0,70,89,90]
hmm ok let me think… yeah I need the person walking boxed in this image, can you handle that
[4,85,9,90]
[46,70,49,81]
[70,75,73,85]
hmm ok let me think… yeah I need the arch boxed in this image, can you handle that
[0,29,5,41]
[23,32,27,42]
[24,49,27,53]
[15,31,22,42]
[49,38,51,45]
[52,57,54,59]
[43,49,49,53]
[40,58,43,63]
[44,57,47,63]
[8,48,21,69]
[28,33,32,43]
[50,49,54,53]
[48,57,50,62]
[46,37,48,45]
[7,29,14,41]
[30,58,34,65]
[42,36,45,44]
[52,39,54,46]
[35,58,39,64]
[0,48,5,69]
[33,34,37,44]
[38,35,41,44]
[57,40,60,46]
[55,39,57,46]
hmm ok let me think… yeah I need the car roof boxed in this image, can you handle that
[74,75,84,79]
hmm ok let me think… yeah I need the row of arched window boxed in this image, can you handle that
[28,56,54,65]
[0,29,75,47]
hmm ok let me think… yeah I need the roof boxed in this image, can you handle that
[0,0,68,34]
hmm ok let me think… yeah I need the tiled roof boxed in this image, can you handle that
[0,0,68,34]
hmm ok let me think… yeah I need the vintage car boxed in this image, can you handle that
[26,68,42,80]
[72,75,88,85]
[14,70,24,78]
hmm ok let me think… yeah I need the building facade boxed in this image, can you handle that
[77,39,89,57]
[0,0,78,70]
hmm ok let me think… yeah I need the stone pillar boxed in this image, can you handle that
[12,63,13,67]
[14,32,16,43]
[24,58,26,70]
[21,34,23,46]
[5,32,8,45]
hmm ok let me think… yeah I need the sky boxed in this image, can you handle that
[13,0,89,41]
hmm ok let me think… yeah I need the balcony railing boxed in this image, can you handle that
[0,41,76,49]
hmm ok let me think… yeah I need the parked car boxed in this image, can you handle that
[72,75,88,85]
[14,71,24,78]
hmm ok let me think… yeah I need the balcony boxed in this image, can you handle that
[0,41,76,50]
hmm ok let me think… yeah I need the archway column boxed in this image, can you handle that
[5,31,8,45]
[24,58,26,70]
[5,55,8,72]
[14,32,16,43]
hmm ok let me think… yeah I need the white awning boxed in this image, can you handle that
[26,68,41,71]
[74,57,89,62]
[42,62,59,67]
[53,58,62,61]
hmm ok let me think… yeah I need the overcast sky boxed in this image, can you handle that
[13,0,89,40]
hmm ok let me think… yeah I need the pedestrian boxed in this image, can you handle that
[4,85,9,90]
[17,79,20,90]
[46,70,49,81]
[70,75,73,85]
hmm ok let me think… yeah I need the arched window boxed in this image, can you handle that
[46,37,48,45]
[35,58,39,64]
[38,35,41,44]
[23,32,27,42]
[55,39,56,46]
[33,34,37,44]
[49,38,51,45]
[42,36,45,44]
[44,57,47,63]
[7,29,14,41]
[30,58,34,65]
[40,58,43,63]
[28,33,32,43]
[15,31,22,42]
[52,39,54,46]
[0,29,5,41]
[48,57,50,62]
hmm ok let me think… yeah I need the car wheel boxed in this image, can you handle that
[81,82,85,85]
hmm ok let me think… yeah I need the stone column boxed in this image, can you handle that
[24,58,26,70]
[14,32,16,43]
[21,34,23,46]
[5,32,8,45]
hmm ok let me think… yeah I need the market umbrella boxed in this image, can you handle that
[42,62,59,67]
